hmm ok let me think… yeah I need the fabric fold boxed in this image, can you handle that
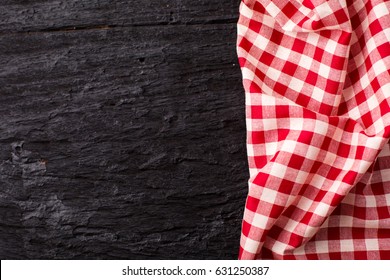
[256,0,351,32]
[237,0,390,259]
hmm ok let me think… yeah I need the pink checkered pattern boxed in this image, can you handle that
[237,0,390,259]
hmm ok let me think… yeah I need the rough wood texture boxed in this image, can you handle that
[0,0,247,259]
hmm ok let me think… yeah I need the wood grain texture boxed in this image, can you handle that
[0,0,239,32]
[0,0,247,259]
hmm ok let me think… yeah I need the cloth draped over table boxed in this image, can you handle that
[237,0,390,259]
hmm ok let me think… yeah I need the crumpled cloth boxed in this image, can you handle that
[237,0,390,259]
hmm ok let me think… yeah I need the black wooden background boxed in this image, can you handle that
[0,0,247,259]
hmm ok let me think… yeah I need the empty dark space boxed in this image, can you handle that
[0,0,247,259]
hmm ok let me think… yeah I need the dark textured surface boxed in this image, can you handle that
[0,0,247,259]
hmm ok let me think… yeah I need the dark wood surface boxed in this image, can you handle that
[0,0,247,259]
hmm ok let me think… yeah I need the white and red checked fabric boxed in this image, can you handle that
[237,0,390,259]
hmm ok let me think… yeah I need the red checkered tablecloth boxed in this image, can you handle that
[237,0,390,259]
